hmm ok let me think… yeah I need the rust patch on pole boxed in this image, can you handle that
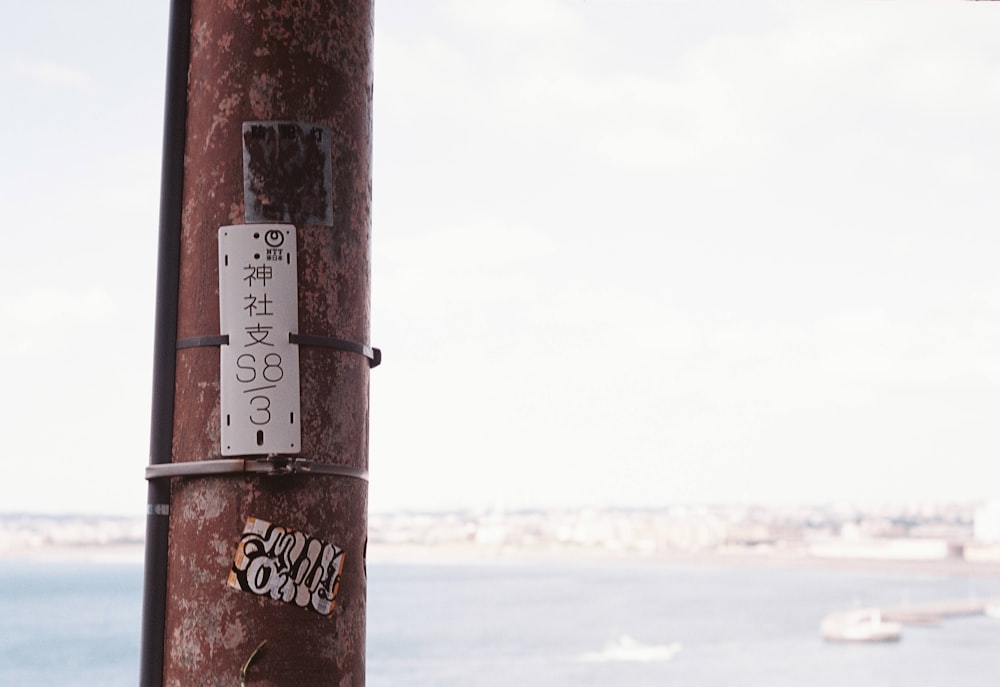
[163,1,373,685]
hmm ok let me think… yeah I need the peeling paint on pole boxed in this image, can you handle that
[163,1,373,685]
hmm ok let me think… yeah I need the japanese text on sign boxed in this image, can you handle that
[219,224,301,455]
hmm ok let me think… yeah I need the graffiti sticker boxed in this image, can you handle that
[228,517,344,616]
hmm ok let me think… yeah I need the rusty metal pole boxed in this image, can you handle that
[144,2,374,685]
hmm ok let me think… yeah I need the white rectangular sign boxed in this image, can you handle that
[218,224,301,455]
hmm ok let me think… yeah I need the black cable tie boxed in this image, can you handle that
[145,456,369,482]
[289,333,381,368]
[176,335,229,349]
[175,332,381,367]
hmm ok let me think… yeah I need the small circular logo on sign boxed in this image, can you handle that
[264,229,285,248]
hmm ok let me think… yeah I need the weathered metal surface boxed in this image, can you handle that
[164,1,373,685]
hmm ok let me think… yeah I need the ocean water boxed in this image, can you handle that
[367,562,1000,687]
[0,562,142,687]
[1,559,999,686]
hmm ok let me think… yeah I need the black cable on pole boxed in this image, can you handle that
[140,1,191,684]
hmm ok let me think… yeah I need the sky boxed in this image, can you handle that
[3,1,1000,515]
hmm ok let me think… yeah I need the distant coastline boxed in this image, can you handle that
[5,537,1000,580]
[365,541,1000,578]
[0,542,145,564]
[0,514,144,563]
[5,506,1000,579]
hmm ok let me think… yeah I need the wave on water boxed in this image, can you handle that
[579,635,682,663]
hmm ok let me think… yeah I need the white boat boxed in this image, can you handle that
[581,635,682,662]
[820,609,903,643]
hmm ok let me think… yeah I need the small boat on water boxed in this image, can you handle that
[820,609,903,643]
[581,635,682,662]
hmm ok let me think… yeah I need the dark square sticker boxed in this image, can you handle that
[243,121,334,226]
